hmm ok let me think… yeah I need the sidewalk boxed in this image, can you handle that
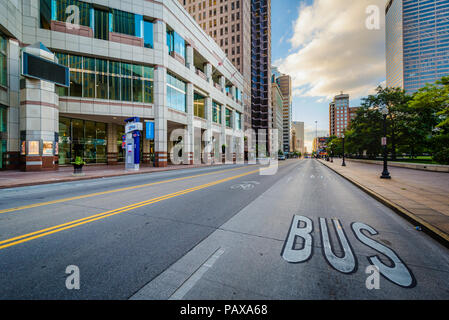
[0,163,224,189]
[318,159,449,246]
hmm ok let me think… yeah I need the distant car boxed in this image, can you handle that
[278,154,286,160]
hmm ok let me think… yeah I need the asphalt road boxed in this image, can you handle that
[0,159,448,299]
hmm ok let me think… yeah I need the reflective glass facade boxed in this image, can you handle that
[58,117,108,164]
[40,0,154,43]
[0,34,6,87]
[0,105,6,169]
[386,0,449,92]
[235,112,242,130]
[194,93,206,118]
[166,29,186,59]
[212,101,222,124]
[55,52,154,103]
[55,0,90,26]
[167,73,186,112]
[225,108,232,128]
[144,20,154,48]
[112,9,135,36]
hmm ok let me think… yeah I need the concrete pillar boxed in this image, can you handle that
[232,110,237,163]
[19,77,59,171]
[153,20,168,167]
[221,104,226,163]
[231,86,236,101]
[142,124,151,164]
[107,123,118,165]
[204,63,212,85]
[186,44,194,71]
[219,76,225,93]
[185,82,194,165]
[203,96,213,164]
[154,65,168,167]
[5,39,20,169]
[154,20,167,55]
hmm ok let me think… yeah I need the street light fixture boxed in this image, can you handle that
[380,106,391,179]
[342,133,346,167]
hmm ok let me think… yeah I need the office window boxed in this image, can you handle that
[69,55,82,97]
[95,60,108,99]
[112,9,135,36]
[143,66,154,104]
[39,0,51,29]
[167,73,186,113]
[212,101,222,124]
[235,112,241,130]
[55,0,90,27]
[0,34,7,87]
[144,20,154,49]
[58,52,153,103]
[194,93,206,119]
[94,8,109,40]
[167,29,186,60]
[83,57,95,98]
[121,63,132,101]
[55,52,69,96]
[226,108,232,128]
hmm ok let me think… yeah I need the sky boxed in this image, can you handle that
[271,0,387,152]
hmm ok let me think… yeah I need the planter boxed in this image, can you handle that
[73,163,84,175]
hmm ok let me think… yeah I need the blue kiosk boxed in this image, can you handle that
[124,117,143,171]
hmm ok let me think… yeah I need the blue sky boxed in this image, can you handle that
[271,0,387,151]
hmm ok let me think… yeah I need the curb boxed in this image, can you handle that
[318,160,449,249]
[0,163,227,190]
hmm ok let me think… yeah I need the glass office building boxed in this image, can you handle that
[0,0,245,170]
[386,0,449,93]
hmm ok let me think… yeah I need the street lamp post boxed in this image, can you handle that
[380,107,391,179]
[342,134,346,167]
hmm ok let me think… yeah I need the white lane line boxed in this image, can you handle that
[169,247,225,300]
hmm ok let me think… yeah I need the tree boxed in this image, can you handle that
[409,76,449,163]
[360,86,411,160]
[326,135,343,157]
[345,106,383,159]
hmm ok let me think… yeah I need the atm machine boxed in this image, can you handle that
[124,117,143,171]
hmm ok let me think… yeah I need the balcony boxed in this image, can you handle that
[51,20,93,38]
[170,51,186,66]
[195,68,208,81]
[109,32,144,47]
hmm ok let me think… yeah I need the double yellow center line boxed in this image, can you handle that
[0,167,261,250]
[0,165,256,215]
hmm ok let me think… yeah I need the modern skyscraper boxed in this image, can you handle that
[386,0,449,93]
[275,74,292,152]
[178,0,252,131]
[292,121,304,155]
[271,79,284,151]
[251,0,272,153]
[329,93,350,138]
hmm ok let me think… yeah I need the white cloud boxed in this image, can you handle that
[278,0,387,100]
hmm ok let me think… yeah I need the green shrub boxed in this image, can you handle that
[433,148,449,165]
